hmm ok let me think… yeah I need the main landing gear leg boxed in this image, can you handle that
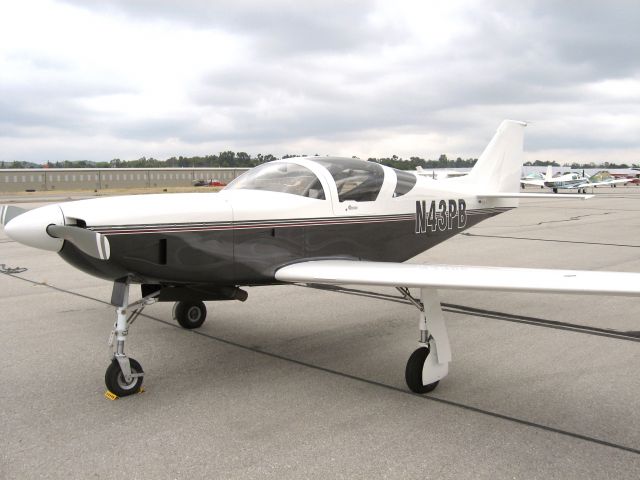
[105,279,158,397]
[397,287,451,394]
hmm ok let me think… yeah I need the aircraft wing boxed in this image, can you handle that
[275,260,640,296]
[578,178,633,188]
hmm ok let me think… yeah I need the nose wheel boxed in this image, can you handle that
[105,279,158,397]
[105,358,144,397]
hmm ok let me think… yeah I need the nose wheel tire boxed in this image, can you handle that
[173,300,207,329]
[405,347,439,394]
[105,358,144,397]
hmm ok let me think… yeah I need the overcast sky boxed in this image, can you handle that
[1,0,639,164]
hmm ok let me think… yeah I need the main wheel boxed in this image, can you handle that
[173,300,207,329]
[105,358,143,397]
[405,347,439,394]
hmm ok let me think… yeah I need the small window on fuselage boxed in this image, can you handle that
[314,158,384,202]
[224,162,326,199]
[393,169,417,197]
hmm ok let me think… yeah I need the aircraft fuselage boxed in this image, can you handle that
[43,157,514,287]
[58,190,506,286]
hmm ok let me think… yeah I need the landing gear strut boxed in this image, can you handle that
[397,287,451,394]
[105,280,158,397]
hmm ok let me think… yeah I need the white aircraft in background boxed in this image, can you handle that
[520,165,553,189]
[522,167,632,193]
[3,120,640,398]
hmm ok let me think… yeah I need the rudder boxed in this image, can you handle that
[462,120,526,193]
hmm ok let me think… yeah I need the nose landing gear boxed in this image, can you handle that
[105,279,158,397]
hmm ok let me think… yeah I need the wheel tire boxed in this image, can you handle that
[105,358,143,397]
[553,188,558,193]
[405,347,439,394]
[173,300,207,329]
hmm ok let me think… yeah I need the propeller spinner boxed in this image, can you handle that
[2,204,110,260]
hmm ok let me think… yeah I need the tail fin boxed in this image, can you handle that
[545,165,553,182]
[462,120,526,193]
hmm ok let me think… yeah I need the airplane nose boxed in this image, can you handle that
[4,204,65,252]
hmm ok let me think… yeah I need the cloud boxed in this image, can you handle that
[61,0,393,56]
[0,0,638,163]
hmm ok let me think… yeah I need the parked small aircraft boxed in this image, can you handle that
[543,169,631,193]
[520,165,553,189]
[608,171,640,185]
[3,120,640,397]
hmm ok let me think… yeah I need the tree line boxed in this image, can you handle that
[1,153,637,170]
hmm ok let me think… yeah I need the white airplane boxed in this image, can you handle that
[3,120,640,398]
[520,165,553,189]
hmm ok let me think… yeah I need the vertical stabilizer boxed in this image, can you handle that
[462,120,526,193]
[545,165,553,182]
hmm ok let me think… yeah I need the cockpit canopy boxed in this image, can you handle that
[225,162,326,199]
[314,158,383,202]
[225,157,416,201]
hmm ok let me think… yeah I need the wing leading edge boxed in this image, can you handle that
[275,260,640,296]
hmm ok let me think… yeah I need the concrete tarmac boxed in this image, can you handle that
[1,188,640,479]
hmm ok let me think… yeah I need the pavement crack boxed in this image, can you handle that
[475,211,613,229]
[531,211,613,227]
[460,232,640,248]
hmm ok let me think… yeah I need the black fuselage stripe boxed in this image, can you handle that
[92,208,513,235]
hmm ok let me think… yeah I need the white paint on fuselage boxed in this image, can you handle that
[54,157,517,230]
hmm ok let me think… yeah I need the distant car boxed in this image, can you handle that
[192,179,227,187]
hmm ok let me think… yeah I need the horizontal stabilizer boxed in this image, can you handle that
[0,205,28,226]
[276,260,640,296]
